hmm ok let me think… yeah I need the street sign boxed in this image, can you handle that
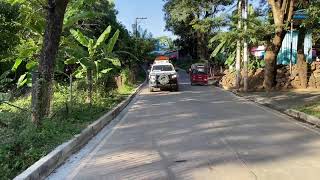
[293,9,307,20]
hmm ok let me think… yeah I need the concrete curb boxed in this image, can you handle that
[14,81,146,180]
[227,88,320,127]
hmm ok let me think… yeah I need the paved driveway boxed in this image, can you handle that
[49,71,320,180]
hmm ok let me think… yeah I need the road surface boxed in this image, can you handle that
[48,71,320,180]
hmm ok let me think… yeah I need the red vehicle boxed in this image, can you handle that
[189,63,209,85]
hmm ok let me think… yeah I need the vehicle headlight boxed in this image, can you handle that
[171,74,177,79]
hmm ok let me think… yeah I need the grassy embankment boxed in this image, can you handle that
[0,70,145,179]
[296,103,320,118]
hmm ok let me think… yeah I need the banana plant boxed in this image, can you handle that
[70,25,120,104]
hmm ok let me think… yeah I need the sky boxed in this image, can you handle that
[114,0,175,38]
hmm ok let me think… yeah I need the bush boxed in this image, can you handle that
[0,83,136,179]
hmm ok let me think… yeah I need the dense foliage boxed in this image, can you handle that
[164,0,320,90]
[163,0,232,60]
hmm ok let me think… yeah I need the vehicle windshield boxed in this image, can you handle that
[152,65,174,71]
[192,67,207,74]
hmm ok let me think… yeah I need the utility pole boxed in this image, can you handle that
[134,17,147,59]
[135,17,147,38]
[243,0,248,92]
[133,17,147,82]
[236,0,242,89]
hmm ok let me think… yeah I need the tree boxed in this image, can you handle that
[164,0,232,60]
[295,0,320,88]
[31,0,69,124]
[0,1,21,60]
[210,3,269,70]
[264,0,294,90]
[156,36,175,50]
[70,26,120,104]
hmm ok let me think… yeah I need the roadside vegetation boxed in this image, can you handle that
[164,0,320,90]
[164,0,320,116]
[0,85,128,179]
[296,103,320,118]
[0,0,151,178]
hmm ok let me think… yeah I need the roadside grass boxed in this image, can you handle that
[296,103,320,118]
[0,84,136,179]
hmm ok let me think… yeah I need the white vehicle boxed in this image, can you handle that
[148,62,179,92]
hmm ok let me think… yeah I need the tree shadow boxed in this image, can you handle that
[70,83,320,179]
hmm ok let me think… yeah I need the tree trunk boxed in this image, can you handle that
[202,33,209,60]
[263,28,285,90]
[196,31,205,60]
[235,0,242,89]
[243,0,248,92]
[297,28,308,88]
[31,0,69,125]
[264,0,294,91]
[86,68,93,105]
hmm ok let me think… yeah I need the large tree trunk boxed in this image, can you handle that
[196,31,205,60]
[263,28,284,90]
[32,0,69,125]
[264,0,295,91]
[297,28,308,88]
[202,33,209,60]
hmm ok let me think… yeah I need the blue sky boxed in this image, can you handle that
[114,0,175,38]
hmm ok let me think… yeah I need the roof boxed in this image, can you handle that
[191,63,207,67]
[155,56,170,60]
[152,62,173,66]
[154,60,170,64]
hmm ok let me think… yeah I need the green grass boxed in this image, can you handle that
[296,103,320,118]
[0,84,136,179]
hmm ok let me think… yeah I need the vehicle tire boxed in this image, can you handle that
[173,85,179,92]
[158,74,170,85]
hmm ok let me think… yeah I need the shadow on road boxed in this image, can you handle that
[71,71,320,179]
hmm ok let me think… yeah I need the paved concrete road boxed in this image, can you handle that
[49,71,320,180]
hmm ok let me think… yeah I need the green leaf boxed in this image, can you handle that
[88,39,95,57]
[78,58,94,70]
[17,73,27,88]
[70,29,90,47]
[106,29,120,54]
[64,12,107,29]
[26,73,32,87]
[0,93,11,102]
[12,59,23,72]
[105,57,121,67]
[225,52,236,66]
[0,71,11,80]
[26,61,38,70]
[209,34,220,44]
[64,58,77,65]
[75,70,85,79]
[94,26,111,50]
[211,40,226,58]
[100,68,113,74]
